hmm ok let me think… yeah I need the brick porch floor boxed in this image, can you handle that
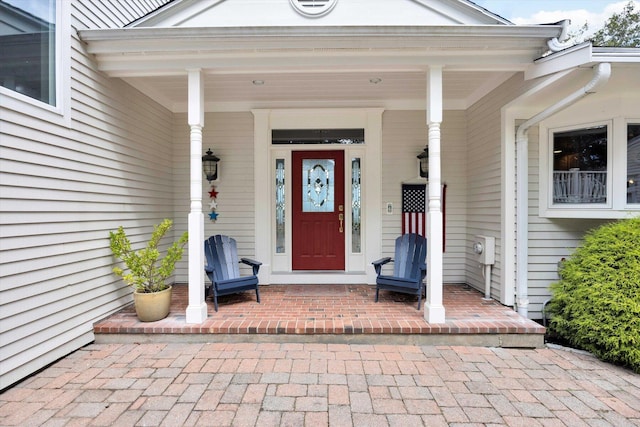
[94,284,545,347]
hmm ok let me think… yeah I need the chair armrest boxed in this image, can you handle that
[204,265,214,273]
[372,257,392,266]
[240,257,262,275]
[419,263,427,280]
[371,257,392,275]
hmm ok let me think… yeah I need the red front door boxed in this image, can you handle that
[292,150,345,270]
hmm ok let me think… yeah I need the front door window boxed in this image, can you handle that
[303,159,334,212]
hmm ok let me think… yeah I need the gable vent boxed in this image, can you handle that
[290,0,338,17]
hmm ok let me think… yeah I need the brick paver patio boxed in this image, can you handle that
[2,342,639,426]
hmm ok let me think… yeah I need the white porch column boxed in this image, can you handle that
[186,69,207,324]
[424,66,446,324]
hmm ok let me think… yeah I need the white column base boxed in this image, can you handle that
[186,208,206,324]
[424,303,446,324]
[186,303,208,324]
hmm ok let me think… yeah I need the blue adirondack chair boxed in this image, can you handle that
[372,233,427,310]
[204,235,262,311]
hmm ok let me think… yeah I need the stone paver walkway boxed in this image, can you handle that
[1,343,639,426]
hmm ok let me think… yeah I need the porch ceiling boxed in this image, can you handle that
[79,25,563,112]
[121,70,516,112]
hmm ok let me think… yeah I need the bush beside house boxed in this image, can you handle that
[548,217,640,373]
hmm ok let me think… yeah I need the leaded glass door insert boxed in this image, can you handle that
[303,159,334,212]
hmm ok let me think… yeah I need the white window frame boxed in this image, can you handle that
[625,119,640,208]
[0,0,70,125]
[540,118,640,218]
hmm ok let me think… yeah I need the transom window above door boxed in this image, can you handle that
[272,129,364,145]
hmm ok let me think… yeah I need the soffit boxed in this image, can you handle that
[121,70,516,113]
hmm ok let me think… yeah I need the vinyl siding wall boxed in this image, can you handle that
[0,0,172,390]
[465,74,532,302]
[172,112,257,281]
[380,110,468,284]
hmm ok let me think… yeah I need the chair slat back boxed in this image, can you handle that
[205,235,241,282]
[393,233,427,280]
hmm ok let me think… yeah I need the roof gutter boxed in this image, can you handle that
[514,62,611,317]
[546,19,573,52]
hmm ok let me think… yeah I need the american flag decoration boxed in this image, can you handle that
[402,184,426,237]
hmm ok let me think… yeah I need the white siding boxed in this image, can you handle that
[380,110,467,283]
[0,0,172,390]
[465,74,529,301]
[172,112,257,281]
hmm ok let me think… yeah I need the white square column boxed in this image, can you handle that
[424,66,446,324]
[186,69,207,324]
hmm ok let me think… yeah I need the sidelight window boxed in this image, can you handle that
[351,158,361,253]
[275,159,286,253]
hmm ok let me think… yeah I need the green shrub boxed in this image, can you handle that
[548,216,640,373]
[109,219,188,293]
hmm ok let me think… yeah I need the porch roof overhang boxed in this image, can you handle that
[78,24,564,112]
[526,43,640,80]
[79,25,563,75]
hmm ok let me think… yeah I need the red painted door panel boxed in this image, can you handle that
[292,150,345,270]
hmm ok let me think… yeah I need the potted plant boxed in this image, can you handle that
[109,219,188,322]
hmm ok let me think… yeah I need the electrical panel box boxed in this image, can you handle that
[473,235,495,265]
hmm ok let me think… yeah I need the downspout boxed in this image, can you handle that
[547,20,573,52]
[515,62,611,317]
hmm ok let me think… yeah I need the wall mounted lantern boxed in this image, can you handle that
[417,146,429,178]
[202,148,220,182]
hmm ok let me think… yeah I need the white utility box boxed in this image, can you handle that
[473,235,495,265]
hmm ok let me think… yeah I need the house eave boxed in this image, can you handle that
[78,25,562,77]
[79,25,563,46]
[592,47,640,63]
[526,43,640,80]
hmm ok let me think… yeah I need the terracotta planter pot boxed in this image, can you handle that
[133,286,172,322]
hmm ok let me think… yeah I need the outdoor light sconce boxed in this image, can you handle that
[202,148,220,182]
[417,146,429,178]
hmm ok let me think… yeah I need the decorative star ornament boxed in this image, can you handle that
[209,199,218,209]
[208,211,219,221]
[208,188,219,198]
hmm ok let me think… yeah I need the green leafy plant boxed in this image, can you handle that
[109,219,189,293]
[568,1,640,47]
[548,216,640,373]
[590,1,640,47]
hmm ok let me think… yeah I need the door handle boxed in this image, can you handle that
[338,213,344,233]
